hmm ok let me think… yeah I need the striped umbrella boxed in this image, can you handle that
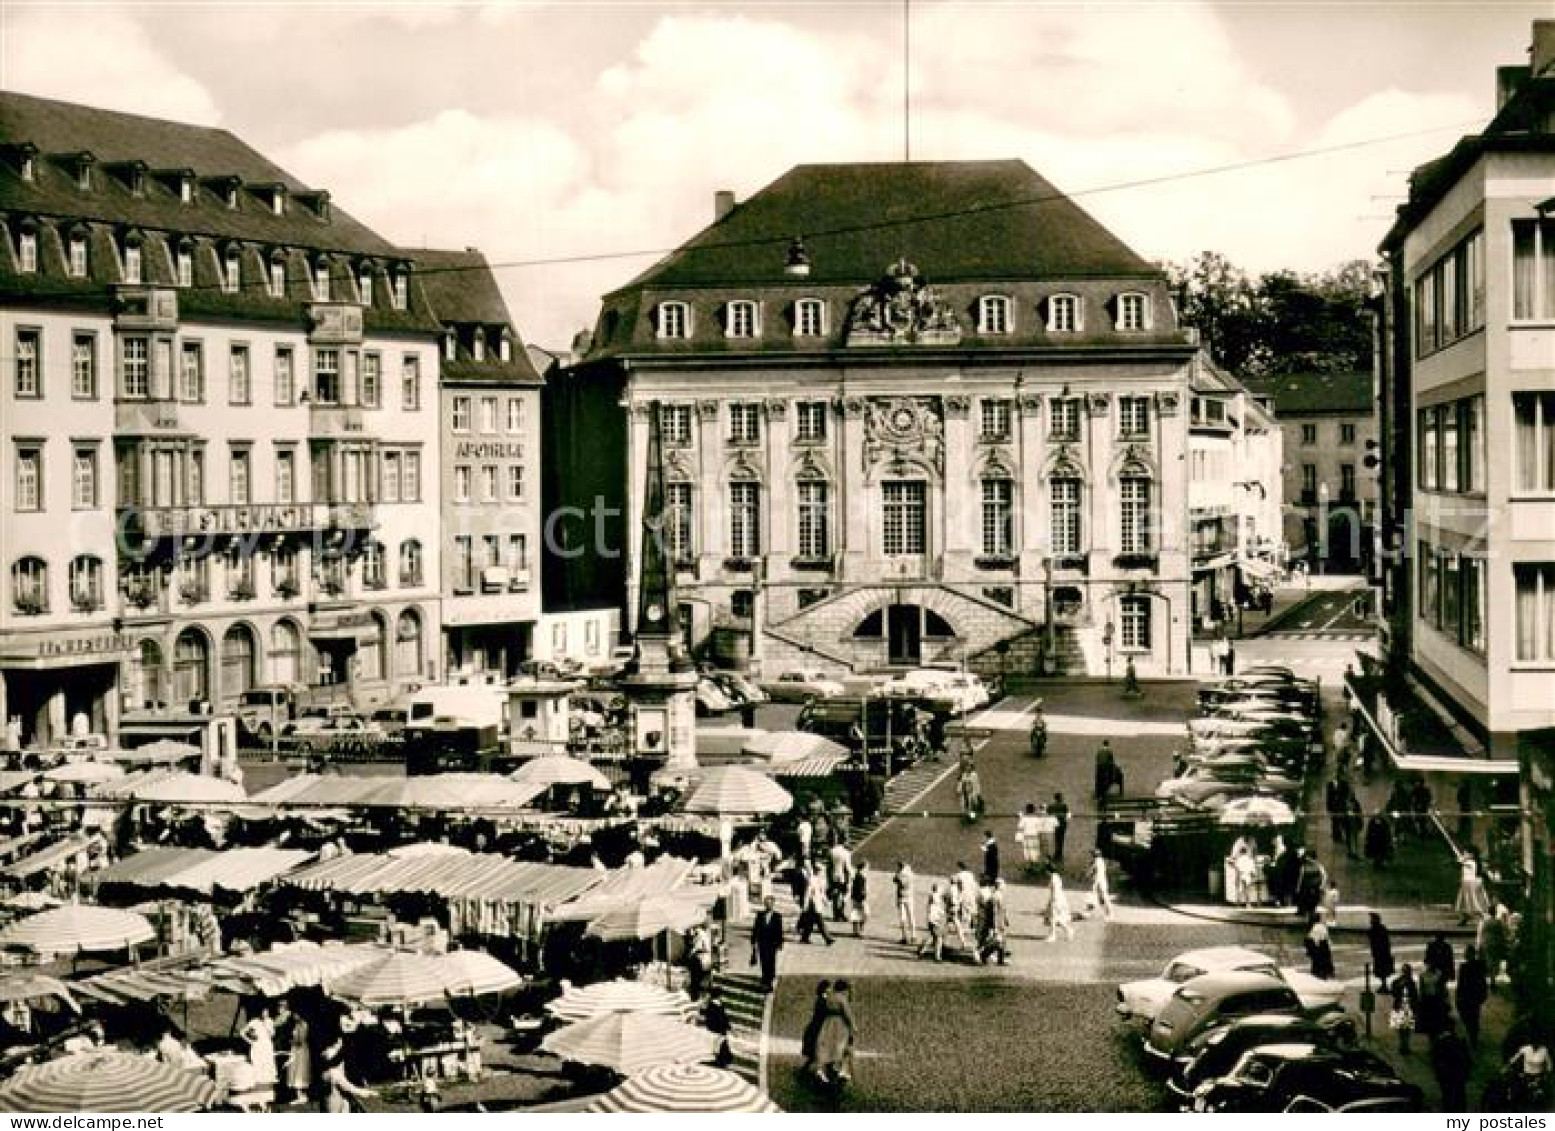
[542,1012,719,1074]
[585,1063,780,1112]
[545,979,697,1023]
[436,950,524,997]
[682,766,792,817]
[0,904,155,956]
[740,730,848,764]
[585,894,708,942]
[45,761,126,785]
[325,950,449,1007]
[0,973,78,1011]
[0,1051,218,1112]
[511,756,611,791]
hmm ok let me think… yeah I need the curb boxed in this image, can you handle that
[1145,892,1479,938]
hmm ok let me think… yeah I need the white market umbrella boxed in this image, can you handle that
[543,1012,719,1074]
[435,950,524,997]
[586,1063,780,1112]
[511,755,611,791]
[739,731,848,764]
[45,762,126,785]
[545,979,697,1023]
[682,766,792,817]
[0,904,155,956]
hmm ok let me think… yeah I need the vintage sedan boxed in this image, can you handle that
[762,669,847,703]
[1169,1013,1359,1097]
[1191,1044,1419,1113]
[1119,948,1344,1026]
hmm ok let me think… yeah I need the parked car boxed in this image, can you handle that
[762,670,846,703]
[694,678,735,716]
[281,709,370,754]
[1145,972,1310,1060]
[706,670,769,707]
[234,684,307,743]
[1190,1043,1418,1113]
[1169,1013,1360,1097]
[1119,948,1345,1027]
[1156,770,1301,810]
[366,705,409,738]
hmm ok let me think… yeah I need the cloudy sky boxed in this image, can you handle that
[4,1,1544,346]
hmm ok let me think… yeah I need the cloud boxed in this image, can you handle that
[3,7,222,124]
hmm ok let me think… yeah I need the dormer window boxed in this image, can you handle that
[499,332,512,363]
[356,263,373,306]
[311,257,329,301]
[225,184,239,209]
[473,329,486,362]
[128,166,146,196]
[725,300,760,339]
[176,241,194,288]
[978,294,1012,335]
[179,175,194,204]
[391,268,408,311]
[1116,292,1149,332]
[20,153,35,183]
[656,301,690,340]
[74,154,94,191]
[222,246,241,294]
[1047,293,1081,333]
[121,233,143,284]
[16,225,37,274]
[68,231,87,278]
[444,333,457,362]
[794,298,826,337]
[270,186,286,216]
[267,251,286,298]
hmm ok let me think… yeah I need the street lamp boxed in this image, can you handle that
[1102,619,1115,681]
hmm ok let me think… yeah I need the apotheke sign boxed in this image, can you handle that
[454,441,525,460]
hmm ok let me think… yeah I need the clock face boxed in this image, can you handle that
[891,407,916,431]
[646,602,664,622]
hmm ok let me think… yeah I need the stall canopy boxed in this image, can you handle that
[98,771,245,804]
[247,773,546,811]
[70,942,390,1004]
[584,1063,780,1112]
[0,904,155,956]
[93,847,311,895]
[511,756,612,791]
[2,833,98,880]
[545,857,697,925]
[681,766,793,817]
[283,852,605,940]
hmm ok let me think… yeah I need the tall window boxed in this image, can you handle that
[381,451,401,503]
[1118,396,1150,439]
[223,247,241,294]
[399,540,423,586]
[480,465,498,503]
[1461,395,1485,492]
[173,629,209,703]
[661,403,693,446]
[12,557,48,612]
[981,477,1013,557]
[794,298,826,337]
[357,264,373,306]
[453,465,471,503]
[271,621,302,684]
[359,353,380,408]
[980,399,1012,441]
[188,448,205,505]
[272,548,299,595]
[311,258,330,301]
[72,448,97,509]
[1120,595,1151,650]
[507,464,524,500]
[403,451,421,501]
[268,255,286,298]
[68,234,87,278]
[1515,392,1555,493]
[72,334,96,398]
[221,626,257,703]
[67,555,102,611]
[657,301,690,339]
[506,397,523,433]
[123,241,142,284]
[361,541,385,589]
[1340,423,1357,445]
[392,270,409,311]
[796,401,827,442]
[1301,463,1318,500]
[978,295,1012,334]
[725,300,759,338]
[1512,218,1555,322]
[1301,423,1317,446]
[797,479,830,559]
[17,229,37,273]
[229,448,251,505]
[14,328,40,397]
[228,345,250,405]
[274,347,294,406]
[729,481,761,559]
[1120,476,1152,554]
[1461,554,1486,654]
[1051,478,1082,555]
[15,448,43,512]
[666,482,693,561]
[401,355,421,410]
[176,244,193,288]
[729,403,761,445]
[1116,292,1148,331]
[507,534,528,572]
[313,348,340,404]
[480,396,498,433]
[882,481,926,555]
[1420,406,1440,491]
[396,609,423,676]
[1514,563,1555,662]
[1340,463,1357,499]
[451,395,471,432]
[1047,294,1080,332]
[275,448,296,503]
[1050,397,1081,440]
[179,342,203,402]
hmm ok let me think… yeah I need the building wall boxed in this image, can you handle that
[1278,411,1379,561]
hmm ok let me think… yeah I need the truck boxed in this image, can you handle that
[402,684,509,775]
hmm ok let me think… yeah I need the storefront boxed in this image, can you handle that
[0,628,134,749]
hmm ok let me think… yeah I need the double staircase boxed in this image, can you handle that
[709,971,771,1085]
[965,623,1092,682]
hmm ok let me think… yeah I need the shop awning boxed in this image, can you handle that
[94,847,311,894]
[767,752,851,778]
[545,857,697,925]
[246,773,545,812]
[3,834,97,879]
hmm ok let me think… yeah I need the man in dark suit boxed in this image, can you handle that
[750,895,784,992]
[982,831,1000,883]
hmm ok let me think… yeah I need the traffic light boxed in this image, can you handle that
[1363,438,1382,476]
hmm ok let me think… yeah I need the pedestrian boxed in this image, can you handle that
[953,862,978,949]
[686,922,714,999]
[1432,1026,1472,1111]
[982,830,1000,883]
[978,879,1011,966]
[1029,707,1048,757]
[1268,835,1293,906]
[800,980,831,1078]
[1094,740,1120,805]
[283,1008,312,1106]
[1225,640,1236,675]
[1410,778,1435,841]
[1418,963,1450,1040]
[750,895,785,992]
[1326,778,1348,842]
[1050,793,1070,863]
[1390,964,1420,1054]
[1322,881,1341,927]
[241,1005,278,1094]
[796,863,834,946]
[958,765,983,822]
[892,860,916,946]
[319,1040,372,1113]
[1455,944,1488,1047]
[1453,850,1491,924]
[1343,795,1363,858]
[704,990,734,1068]
[1305,915,1335,979]
[1368,911,1396,982]
[1046,868,1075,942]
[1365,811,1395,869]
[1230,840,1260,908]
[1294,851,1325,920]
[946,869,972,951]
[812,980,857,1086]
[848,862,870,938]
[1424,932,1456,984]
[1015,804,1044,872]
[921,882,946,961]
[1479,903,1511,989]
[828,840,853,921]
[1085,849,1113,920]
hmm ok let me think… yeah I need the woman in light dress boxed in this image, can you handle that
[320,1040,373,1113]
[1453,850,1491,923]
[1046,868,1074,942]
[242,1006,278,1090]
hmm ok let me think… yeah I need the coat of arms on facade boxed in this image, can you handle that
[846,258,962,346]
[863,396,944,480]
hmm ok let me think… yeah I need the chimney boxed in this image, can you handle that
[1533,19,1555,77]
[714,190,736,221]
[1498,65,1531,110]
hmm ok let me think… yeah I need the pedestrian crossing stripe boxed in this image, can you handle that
[1265,631,1373,641]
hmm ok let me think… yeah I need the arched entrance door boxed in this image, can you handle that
[857,603,955,666]
[173,628,210,706]
[221,624,258,706]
